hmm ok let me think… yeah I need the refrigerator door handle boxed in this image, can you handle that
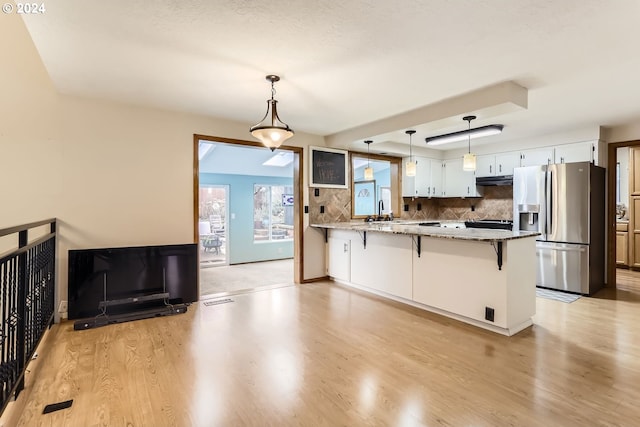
[541,245,587,252]
[545,170,552,236]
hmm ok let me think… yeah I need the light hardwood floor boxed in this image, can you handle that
[3,280,640,427]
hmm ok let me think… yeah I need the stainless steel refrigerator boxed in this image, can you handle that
[513,162,605,295]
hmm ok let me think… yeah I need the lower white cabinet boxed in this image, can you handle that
[350,232,413,300]
[328,234,350,282]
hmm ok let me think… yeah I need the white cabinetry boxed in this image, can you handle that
[402,157,442,197]
[350,231,413,300]
[443,158,481,197]
[555,141,595,164]
[430,159,443,197]
[520,147,554,167]
[402,156,431,197]
[476,155,495,178]
[402,157,416,197]
[476,152,520,177]
[327,233,350,282]
[495,152,521,175]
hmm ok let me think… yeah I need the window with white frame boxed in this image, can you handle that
[253,184,294,241]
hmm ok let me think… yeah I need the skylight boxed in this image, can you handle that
[198,142,216,160]
[262,151,293,167]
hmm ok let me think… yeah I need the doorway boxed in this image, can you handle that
[194,135,303,298]
[608,141,640,290]
[198,184,229,267]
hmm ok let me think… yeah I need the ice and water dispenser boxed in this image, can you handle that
[516,204,540,232]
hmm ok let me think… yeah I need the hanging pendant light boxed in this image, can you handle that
[462,115,477,171]
[364,140,374,180]
[405,130,417,177]
[250,75,294,151]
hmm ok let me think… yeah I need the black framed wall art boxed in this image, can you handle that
[309,146,348,188]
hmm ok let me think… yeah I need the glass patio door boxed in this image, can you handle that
[198,184,229,267]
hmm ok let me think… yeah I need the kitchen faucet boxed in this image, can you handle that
[378,200,384,219]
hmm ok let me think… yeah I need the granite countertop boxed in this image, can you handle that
[311,221,540,242]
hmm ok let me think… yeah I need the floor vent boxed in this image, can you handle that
[203,298,234,307]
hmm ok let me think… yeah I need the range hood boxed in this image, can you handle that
[475,175,513,186]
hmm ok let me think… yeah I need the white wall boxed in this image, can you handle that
[605,122,640,143]
[55,96,327,302]
[1,16,328,316]
[0,14,61,230]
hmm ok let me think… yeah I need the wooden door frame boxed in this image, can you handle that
[607,140,640,288]
[193,134,304,284]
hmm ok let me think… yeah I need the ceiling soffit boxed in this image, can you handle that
[326,81,528,152]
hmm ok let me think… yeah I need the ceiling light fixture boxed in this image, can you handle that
[462,115,477,172]
[364,140,374,180]
[405,130,417,177]
[425,123,503,146]
[250,75,294,151]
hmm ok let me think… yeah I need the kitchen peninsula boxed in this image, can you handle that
[312,222,540,336]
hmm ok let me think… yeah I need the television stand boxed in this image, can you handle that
[73,303,188,330]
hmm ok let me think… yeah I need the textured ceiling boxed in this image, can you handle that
[22,0,640,152]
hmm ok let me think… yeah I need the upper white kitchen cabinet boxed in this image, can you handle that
[402,157,416,197]
[429,159,444,197]
[475,155,496,178]
[520,147,554,167]
[495,152,521,175]
[476,152,520,177]
[402,157,442,197]
[555,141,596,164]
[402,156,432,197]
[443,158,481,197]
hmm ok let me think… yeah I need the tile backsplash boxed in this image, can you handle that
[403,186,513,221]
[308,187,352,223]
[308,185,513,223]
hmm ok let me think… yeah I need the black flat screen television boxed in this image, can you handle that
[68,243,198,320]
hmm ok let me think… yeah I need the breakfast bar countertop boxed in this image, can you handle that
[311,221,540,242]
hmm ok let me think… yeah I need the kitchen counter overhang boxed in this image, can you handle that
[312,221,539,242]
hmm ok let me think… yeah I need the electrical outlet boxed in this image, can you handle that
[485,307,495,322]
[58,300,68,314]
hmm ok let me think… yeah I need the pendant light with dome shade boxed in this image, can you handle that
[250,75,294,151]
[364,140,374,180]
[462,115,477,172]
[405,130,417,177]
